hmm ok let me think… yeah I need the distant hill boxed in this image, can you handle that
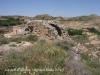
[33,14,100,22]
[66,14,100,22]
[33,14,55,20]
[0,16,30,20]
[33,14,66,20]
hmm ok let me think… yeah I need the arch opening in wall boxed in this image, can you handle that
[49,23,62,36]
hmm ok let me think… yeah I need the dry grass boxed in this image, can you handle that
[0,42,67,75]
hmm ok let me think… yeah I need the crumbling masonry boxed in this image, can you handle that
[24,20,68,41]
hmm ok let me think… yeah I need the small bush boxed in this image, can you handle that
[87,27,100,35]
[26,34,38,42]
[0,37,8,45]
[68,28,83,36]
[16,40,22,43]
[0,50,3,55]
[9,44,17,47]
[80,52,89,61]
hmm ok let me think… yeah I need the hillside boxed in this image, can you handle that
[0,14,100,75]
[60,14,100,30]
[33,14,66,20]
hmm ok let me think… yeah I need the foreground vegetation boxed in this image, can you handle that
[0,40,67,75]
[80,52,100,75]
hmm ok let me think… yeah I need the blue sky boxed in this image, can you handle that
[0,0,100,17]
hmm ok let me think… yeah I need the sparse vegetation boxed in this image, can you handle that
[0,34,38,46]
[97,35,100,40]
[87,27,100,35]
[1,42,67,75]
[9,44,17,47]
[80,52,89,61]
[9,34,38,43]
[87,60,100,68]
[70,34,89,43]
[0,37,9,45]
[37,39,46,44]
[16,40,22,43]
[86,60,100,75]
[0,29,5,36]
[0,50,3,55]
[66,15,97,22]
[54,39,75,51]
[80,51,100,75]
[9,36,25,42]
[26,34,38,42]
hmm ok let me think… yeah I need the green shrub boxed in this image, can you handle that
[80,52,89,61]
[87,27,100,35]
[16,40,22,43]
[0,37,8,45]
[26,34,38,42]
[68,28,83,35]
[0,18,25,26]
[0,50,3,55]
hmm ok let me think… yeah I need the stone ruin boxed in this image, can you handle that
[24,20,68,41]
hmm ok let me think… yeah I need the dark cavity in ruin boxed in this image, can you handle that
[49,24,62,36]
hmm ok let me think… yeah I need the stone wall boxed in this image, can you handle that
[24,20,68,41]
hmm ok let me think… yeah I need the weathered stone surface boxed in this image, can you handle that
[23,20,68,41]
